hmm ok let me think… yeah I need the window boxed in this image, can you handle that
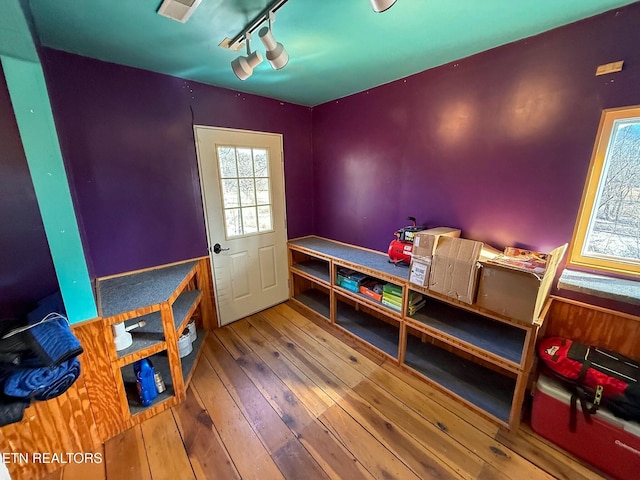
[216,146,273,238]
[569,105,640,278]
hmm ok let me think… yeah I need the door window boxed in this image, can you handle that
[217,146,273,238]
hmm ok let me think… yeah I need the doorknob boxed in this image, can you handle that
[212,243,230,254]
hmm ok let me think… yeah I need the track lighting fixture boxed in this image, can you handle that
[370,0,397,13]
[224,0,289,80]
[259,12,288,70]
[231,32,263,81]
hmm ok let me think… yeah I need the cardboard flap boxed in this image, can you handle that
[430,236,483,304]
[533,243,568,320]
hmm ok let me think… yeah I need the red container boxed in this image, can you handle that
[531,374,640,480]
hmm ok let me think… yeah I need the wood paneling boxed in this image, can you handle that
[545,296,640,359]
[73,320,128,441]
[0,372,101,480]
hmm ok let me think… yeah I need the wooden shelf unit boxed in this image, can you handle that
[96,258,209,426]
[288,236,542,430]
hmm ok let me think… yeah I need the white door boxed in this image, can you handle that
[194,126,289,326]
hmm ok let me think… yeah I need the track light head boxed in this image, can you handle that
[259,26,289,70]
[231,50,263,80]
[370,0,397,13]
[231,35,263,80]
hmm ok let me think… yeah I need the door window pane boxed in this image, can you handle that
[217,145,274,238]
[224,208,242,237]
[254,149,269,177]
[255,178,270,205]
[221,179,240,208]
[242,207,258,234]
[218,147,237,178]
[237,148,254,177]
[239,179,256,207]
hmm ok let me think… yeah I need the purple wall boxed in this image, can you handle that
[0,63,58,319]
[313,5,640,259]
[41,49,313,278]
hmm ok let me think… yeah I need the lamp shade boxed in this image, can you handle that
[259,26,289,70]
[231,50,263,80]
[370,0,397,13]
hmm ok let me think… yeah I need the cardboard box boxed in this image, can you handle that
[408,227,461,288]
[409,256,431,288]
[411,227,461,259]
[532,374,640,480]
[476,244,566,324]
[428,236,484,304]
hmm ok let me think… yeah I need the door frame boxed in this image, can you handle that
[193,125,289,326]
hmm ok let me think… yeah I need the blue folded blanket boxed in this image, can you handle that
[3,357,81,401]
[25,292,82,367]
[25,315,83,367]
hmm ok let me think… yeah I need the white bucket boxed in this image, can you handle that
[178,331,193,358]
[187,319,197,343]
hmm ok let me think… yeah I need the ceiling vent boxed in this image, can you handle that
[157,0,203,23]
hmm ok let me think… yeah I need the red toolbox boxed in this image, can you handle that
[531,374,640,480]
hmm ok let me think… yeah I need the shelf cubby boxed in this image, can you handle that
[335,295,400,359]
[180,329,206,385]
[121,351,175,417]
[406,293,526,369]
[403,327,516,424]
[290,272,331,320]
[173,288,202,334]
[116,310,165,360]
[290,256,331,284]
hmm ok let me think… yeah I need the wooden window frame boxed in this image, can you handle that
[568,105,640,278]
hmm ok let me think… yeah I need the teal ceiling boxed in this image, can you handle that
[26,0,638,106]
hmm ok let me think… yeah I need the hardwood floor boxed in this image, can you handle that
[46,302,607,480]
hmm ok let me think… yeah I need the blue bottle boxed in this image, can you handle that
[133,358,158,407]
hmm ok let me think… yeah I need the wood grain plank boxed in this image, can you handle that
[232,321,334,417]
[104,425,151,480]
[297,420,375,480]
[40,468,63,480]
[201,332,293,454]
[545,298,640,359]
[61,445,105,480]
[235,350,328,430]
[272,437,331,480]
[195,258,217,331]
[353,380,554,480]
[257,326,354,404]
[140,409,195,480]
[260,307,380,379]
[249,311,365,389]
[72,321,126,441]
[213,325,252,360]
[495,425,607,480]
[172,386,240,480]
[1,410,45,480]
[337,391,464,480]
[272,302,311,329]
[190,353,285,480]
[319,404,422,480]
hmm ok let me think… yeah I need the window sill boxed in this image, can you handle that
[558,270,640,306]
